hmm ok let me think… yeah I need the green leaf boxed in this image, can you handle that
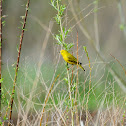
[120,24,126,31]
[3,116,8,121]
[64,77,68,84]
[17,45,19,52]
[2,20,6,26]
[0,78,4,83]
[71,82,76,91]
[93,8,98,13]
[22,28,27,31]
[65,28,71,36]
[83,46,88,57]
[83,46,87,51]
[6,99,9,105]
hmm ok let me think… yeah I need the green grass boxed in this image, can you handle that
[2,63,124,110]
[1,60,125,126]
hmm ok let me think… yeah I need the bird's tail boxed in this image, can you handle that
[78,64,85,71]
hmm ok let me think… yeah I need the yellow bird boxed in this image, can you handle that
[60,50,85,71]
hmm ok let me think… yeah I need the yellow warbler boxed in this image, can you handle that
[60,50,85,71]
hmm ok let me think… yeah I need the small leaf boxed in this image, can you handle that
[3,116,8,121]
[22,28,27,31]
[83,46,86,51]
[20,16,25,19]
[120,24,125,31]
[64,77,68,84]
[2,20,6,26]
[0,78,4,83]
[12,62,16,67]
[93,8,98,13]
[83,46,88,57]
[17,45,19,52]
[6,99,9,105]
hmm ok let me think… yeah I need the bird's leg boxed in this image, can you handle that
[66,62,69,70]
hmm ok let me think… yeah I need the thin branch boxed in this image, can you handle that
[0,0,2,120]
[84,47,92,126]
[4,0,30,125]
[67,68,73,126]
[75,30,79,126]
[110,54,126,76]
[39,74,60,126]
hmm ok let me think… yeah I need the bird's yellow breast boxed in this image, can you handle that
[62,53,69,62]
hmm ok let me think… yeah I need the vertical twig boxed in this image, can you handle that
[84,47,91,126]
[67,68,74,126]
[39,75,59,126]
[0,0,2,119]
[5,0,30,125]
[75,30,79,125]
[71,52,74,85]
[57,0,64,43]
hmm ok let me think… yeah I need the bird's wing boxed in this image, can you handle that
[68,54,82,65]
[67,54,77,64]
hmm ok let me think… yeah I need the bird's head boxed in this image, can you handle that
[60,50,67,56]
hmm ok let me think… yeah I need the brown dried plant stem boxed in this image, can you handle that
[5,0,30,125]
[0,0,2,119]
[39,75,59,126]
